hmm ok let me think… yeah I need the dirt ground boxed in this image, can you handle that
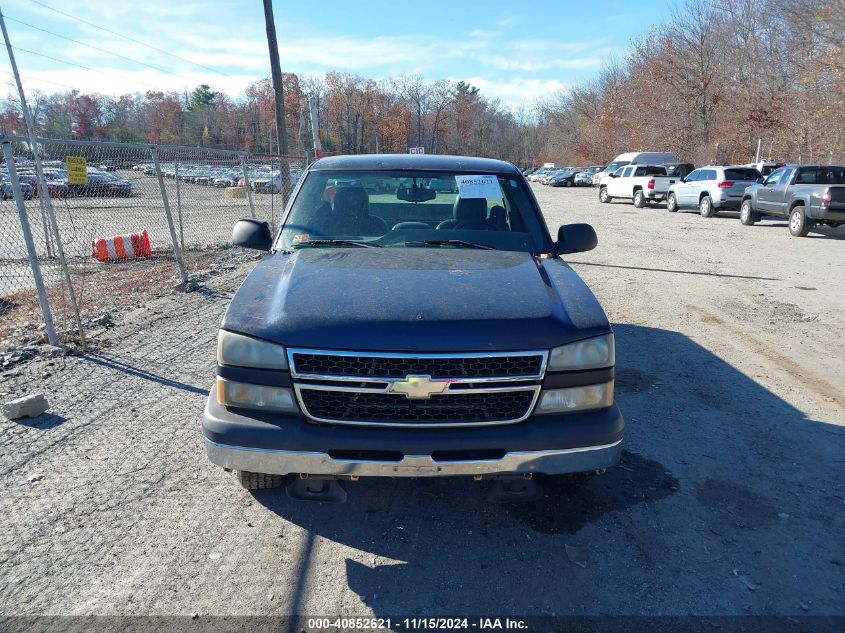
[0,183,843,621]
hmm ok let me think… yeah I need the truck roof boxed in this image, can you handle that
[310,153,521,175]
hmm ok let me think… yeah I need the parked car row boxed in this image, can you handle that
[525,152,781,189]
[132,162,303,194]
[0,175,33,200]
[599,161,844,236]
[0,162,133,199]
[532,154,843,238]
[524,165,603,187]
[526,149,840,237]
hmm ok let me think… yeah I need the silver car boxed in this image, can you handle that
[575,166,602,186]
[666,165,761,217]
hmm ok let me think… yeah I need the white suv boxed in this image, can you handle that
[666,166,761,217]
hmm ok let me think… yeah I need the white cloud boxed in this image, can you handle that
[461,77,569,107]
[0,0,615,108]
[497,15,522,28]
[12,68,259,98]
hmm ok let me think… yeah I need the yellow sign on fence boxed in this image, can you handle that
[65,156,87,184]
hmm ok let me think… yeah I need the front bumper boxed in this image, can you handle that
[202,385,624,477]
[205,437,622,477]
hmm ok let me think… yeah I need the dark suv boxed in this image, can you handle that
[203,154,623,499]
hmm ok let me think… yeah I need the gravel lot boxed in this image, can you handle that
[0,183,843,620]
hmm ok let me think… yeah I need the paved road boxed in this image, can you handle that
[0,185,843,619]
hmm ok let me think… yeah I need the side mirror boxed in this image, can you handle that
[679,177,686,183]
[757,177,765,184]
[232,218,272,251]
[555,223,597,255]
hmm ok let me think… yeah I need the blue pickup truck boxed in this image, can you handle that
[202,154,623,501]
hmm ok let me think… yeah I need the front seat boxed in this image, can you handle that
[332,186,388,236]
[437,198,495,230]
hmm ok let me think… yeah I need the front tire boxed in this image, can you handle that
[740,199,757,225]
[236,470,285,490]
[666,192,678,213]
[699,195,715,217]
[599,187,611,203]
[633,190,645,208]
[789,206,811,237]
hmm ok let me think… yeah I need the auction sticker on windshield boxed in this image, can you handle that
[455,175,500,199]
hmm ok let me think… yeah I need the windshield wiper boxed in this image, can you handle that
[403,239,494,250]
[293,239,382,249]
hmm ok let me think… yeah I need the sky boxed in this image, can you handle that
[0,0,676,108]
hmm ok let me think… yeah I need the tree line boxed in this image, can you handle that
[542,0,845,166]
[0,0,842,167]
[0,72,539,165]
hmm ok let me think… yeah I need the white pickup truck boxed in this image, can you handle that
[598,164,680,208]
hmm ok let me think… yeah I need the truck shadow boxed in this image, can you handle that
[251,323,844,615]
[704,214,845,239]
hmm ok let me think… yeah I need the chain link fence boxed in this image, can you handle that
[0,134,305,361]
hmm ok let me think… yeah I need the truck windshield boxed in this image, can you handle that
[280,170,548,253]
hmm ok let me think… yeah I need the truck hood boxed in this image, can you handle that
[222,248,610,352]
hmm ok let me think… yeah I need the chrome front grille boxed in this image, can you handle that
[298,388,537,425]
[289,349,547,428]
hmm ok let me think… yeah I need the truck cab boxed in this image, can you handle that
[202,154,623,499]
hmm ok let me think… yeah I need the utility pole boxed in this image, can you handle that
[262,0,288,156]
[308,95,322,159]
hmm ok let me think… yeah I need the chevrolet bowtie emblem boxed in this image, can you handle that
[388,374,450,399]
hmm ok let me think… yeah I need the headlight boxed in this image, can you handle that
[216,377,297,412]
[217,330,288,370]
[536,381,613,414]
[548,334,614,371]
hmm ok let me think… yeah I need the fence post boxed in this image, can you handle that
[37,195,53,259]
[1,138,58,346]
[1,12,86,348]
[31,153,87,350]
[151,146,188,284]
[241,155,256,219]
[175,161,184,252]
[269,157,276,232]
